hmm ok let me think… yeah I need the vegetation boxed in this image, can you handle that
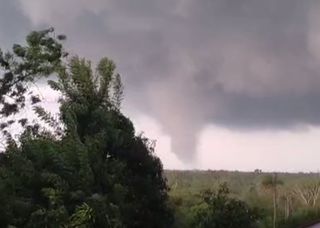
[0,29,172,227]
[261,174,283,228]
[166,170,320,228]
[191,183,261,228]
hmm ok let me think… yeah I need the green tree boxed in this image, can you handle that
[0,28,67,152]
[0,29,173,227]
[192,183,261,228]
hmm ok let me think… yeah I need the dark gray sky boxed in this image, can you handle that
[2,0,320,170]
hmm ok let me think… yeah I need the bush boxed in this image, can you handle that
[192,183,261,228]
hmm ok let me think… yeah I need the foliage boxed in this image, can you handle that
[166,170,320,228]
[0,28,67,145]
[276,208,320,228]
[191,183,261,228]
[0,29,173,228]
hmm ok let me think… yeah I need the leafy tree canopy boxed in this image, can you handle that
[0,29,173,228]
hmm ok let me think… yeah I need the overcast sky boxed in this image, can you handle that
[2,0,320,172]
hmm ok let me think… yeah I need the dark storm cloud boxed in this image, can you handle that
[0,0,32,48]
[3,0,320,160]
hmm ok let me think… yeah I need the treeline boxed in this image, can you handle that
[166,170,320,227]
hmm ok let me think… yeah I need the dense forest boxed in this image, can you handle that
[1,29,320,227]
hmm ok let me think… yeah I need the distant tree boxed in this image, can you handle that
[261,173,283,228]
[254,169,262,174]
[0,29,173,227]
[192,183,261,228]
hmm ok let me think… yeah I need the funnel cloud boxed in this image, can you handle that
[2,0,320,161]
